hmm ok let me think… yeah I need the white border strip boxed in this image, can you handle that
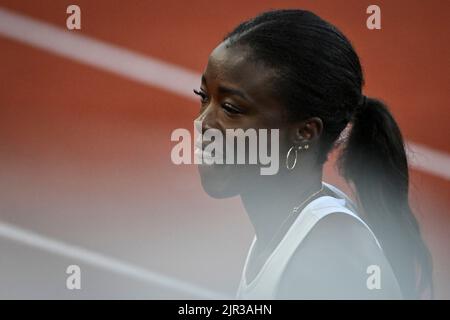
[0,7,449,180]
[0,221,229,299]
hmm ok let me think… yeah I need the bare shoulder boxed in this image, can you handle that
[275,212,403,299]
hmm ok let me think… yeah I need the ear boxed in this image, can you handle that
[290,117,323,145]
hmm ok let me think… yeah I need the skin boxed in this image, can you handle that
[194,40,402,299]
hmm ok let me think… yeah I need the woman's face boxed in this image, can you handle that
[194,41,292,198]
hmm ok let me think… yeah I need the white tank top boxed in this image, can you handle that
[236,182,381,299]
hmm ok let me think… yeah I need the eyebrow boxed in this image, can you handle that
[201,74,252,103]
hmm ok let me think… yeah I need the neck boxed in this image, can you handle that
[240,168,323,249]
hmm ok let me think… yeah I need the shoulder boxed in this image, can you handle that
[305,212,381,255]
[276,212,402,299]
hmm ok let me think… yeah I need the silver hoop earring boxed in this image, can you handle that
[286,144,310,170]
[286,146,298,170]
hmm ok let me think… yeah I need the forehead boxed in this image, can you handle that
[204,41,279,101]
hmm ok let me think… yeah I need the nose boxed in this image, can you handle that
[194,105,216,135]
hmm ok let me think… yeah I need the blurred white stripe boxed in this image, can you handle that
[0,7,199,100]
[407,142,450,180]
[0,221,229,299]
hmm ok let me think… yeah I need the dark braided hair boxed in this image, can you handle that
[225,9,432,299]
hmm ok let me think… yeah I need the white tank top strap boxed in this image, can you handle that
[236,188,382,299]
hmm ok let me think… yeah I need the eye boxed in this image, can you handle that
[222,103,241,115]
[193,89,208,104]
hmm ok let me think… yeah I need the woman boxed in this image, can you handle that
[193,9,432,299]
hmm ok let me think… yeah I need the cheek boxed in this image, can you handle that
[196,118,290,197]
[264,127,290,162]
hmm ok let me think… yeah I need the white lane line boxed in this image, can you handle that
[0,7,449,181]
[0,221,229,299]
[407,142,450,181]
[0,7,199,100]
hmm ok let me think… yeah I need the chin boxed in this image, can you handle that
[197,164,239,199]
